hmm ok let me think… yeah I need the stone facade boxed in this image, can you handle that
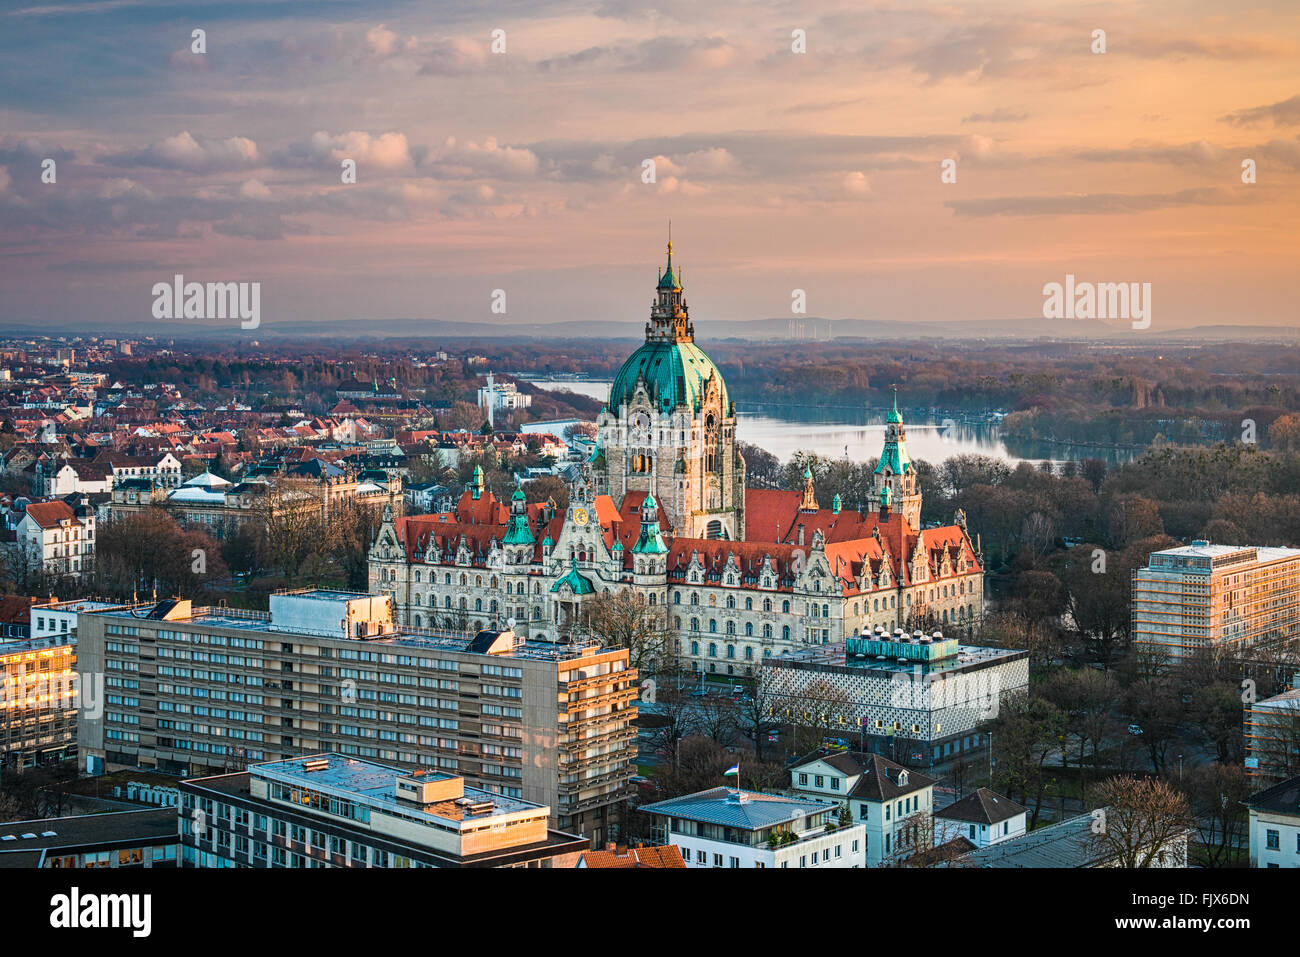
[368,244,986,676]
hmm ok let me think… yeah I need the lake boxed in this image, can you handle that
[521,378,1138,467]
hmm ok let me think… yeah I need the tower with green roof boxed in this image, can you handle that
[594,237,746,540]
[873,387,922,528]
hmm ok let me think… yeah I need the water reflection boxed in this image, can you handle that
[523,379,1138,467]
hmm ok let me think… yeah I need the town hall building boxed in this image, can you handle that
[369,243,985,676]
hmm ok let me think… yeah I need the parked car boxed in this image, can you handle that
[1127,724,1144,735]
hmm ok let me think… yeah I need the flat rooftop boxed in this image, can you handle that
[768,640,1024,676]
[641,787,839,831]
[0,808,177,867]
[86,596,604,662]
[250,754,544,825]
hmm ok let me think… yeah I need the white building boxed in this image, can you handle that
[789,748,936,865]
[934,787,1027,849]
[16,498,96,580]
[30,598,122,642]
[1244,775,1300,868]
[1245,688,1300,783]
[640,785,866,869]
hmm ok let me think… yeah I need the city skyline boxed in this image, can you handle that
[1,1,1298,331]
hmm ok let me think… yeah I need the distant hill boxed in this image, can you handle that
[1,314,1295,343]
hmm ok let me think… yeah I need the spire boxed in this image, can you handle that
[799,465,818,512]
[471,464,484,500]
[888,386,903,424]
[648,237,692,342]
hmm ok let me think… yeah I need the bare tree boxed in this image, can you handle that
[254,477,326,581]
[1183,763,1252,868]
[781,678,855,755]
[583,589,676,674]
[884,812,939,867]
[736,666,783,762]
[1088,776,1192,868]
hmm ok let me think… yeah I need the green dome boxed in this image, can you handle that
[608,339,728,415]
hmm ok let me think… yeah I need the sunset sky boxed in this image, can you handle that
[1,0,1298,332]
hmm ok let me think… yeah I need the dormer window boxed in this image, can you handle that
[897,770,908,786]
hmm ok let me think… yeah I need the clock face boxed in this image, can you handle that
[573,507,589,526]
[631,412,651,439]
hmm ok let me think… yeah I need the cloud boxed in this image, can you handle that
[962,108,1028,124]
[1127,34,1296,61]
[0,135,77,165]
[0,166,10,192]
[417,37,487,75]
[111,131,259,173]
[946,187,1253,217]
[212,212,306,241]
[277,131,418,171]
[1220,94,1300,128]
[424,137,539,179]
[239,178,271,199]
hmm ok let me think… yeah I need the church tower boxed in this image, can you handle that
[595,240,745,540]
[874,389,922,529]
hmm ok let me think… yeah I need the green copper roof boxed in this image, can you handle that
[551,557,595,594]
[608,339,728,415]
[512,485,526,501]
[502,513,535,545]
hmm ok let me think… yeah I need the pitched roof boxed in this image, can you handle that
[936,788,1027,825]
[848,754,937,802]
[22,500,79,529]
[1243,775,1300,818]
[580,844,686,869]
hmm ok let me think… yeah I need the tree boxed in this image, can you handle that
[736,666,783,762]
[1183,763,1251,868]
[781,678,854,755]
[990,694,1066,826]
[884,811,940,867]
[1121,676,1184,775]
[254,478,326,581]
[1088,776,1192,868]
[583,589,676,674]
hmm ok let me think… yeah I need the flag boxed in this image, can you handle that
[724,764,740,776]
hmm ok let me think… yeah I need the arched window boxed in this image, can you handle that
[691,617,700,632]
[744,646,754,660]
[475,598,483,611]
[444,596,452,609]
[744,622,753,637]
[475,575,482,588]
[726,645,735,659]
[649,594,657,606]
[726,620,736,635]
[691,641,700,655]
[726,595,735,609]
[782,600,790,614]
[744,597,753,611]
[445,573,452,585]
[709,619,717,633]
[674,593,681,604]
[763,598,772,612]
[708,643,717,657]
[763,624,772,639]
[414,570,422,583]
[782,625,790,640]
[822,603,829,617]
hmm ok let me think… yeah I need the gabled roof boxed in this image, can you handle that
[936,788,1026,825]
[580,844,686,869]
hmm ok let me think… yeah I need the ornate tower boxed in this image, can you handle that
[874,389,922,529]
[595,240,745,540]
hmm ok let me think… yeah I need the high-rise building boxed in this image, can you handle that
[76,590,637,845]
[177,753,588,868]
[1132,541,1300,663]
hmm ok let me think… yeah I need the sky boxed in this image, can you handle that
[1,0,1298,333]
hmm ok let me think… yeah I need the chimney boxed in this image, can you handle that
[797,525,805,546]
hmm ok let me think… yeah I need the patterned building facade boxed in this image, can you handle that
[369,245,985,675]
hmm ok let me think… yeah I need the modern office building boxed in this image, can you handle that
[0,634,77,770]
[762,626,1029,767]
[177,753,588,868]
[1132,541,1300,663]
[640,786,867,868]
[76,589,637,846]
[0,808,178,869]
